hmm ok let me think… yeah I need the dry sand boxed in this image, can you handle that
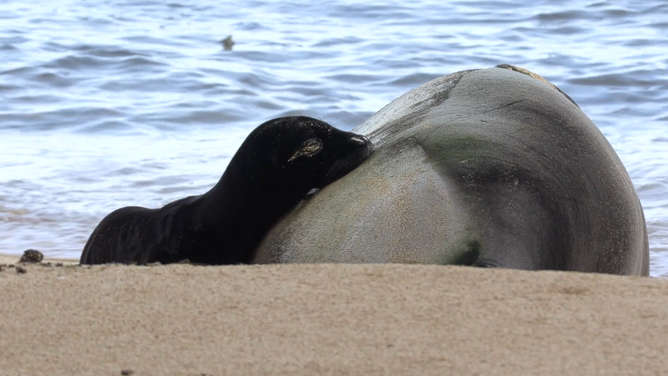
[1,254,667,376]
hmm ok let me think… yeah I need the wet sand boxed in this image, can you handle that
[1,256,667,376]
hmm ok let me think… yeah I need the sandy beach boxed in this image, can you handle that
[1,254,667,376]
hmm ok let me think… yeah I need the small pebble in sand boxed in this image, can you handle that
[20,249,44,263]
[121,369,134,375]
[16,265,27,274]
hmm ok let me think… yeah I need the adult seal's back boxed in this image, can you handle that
[253,66,649,276]
[80,116,374,265]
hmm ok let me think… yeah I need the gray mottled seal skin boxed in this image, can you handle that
[80,116,374,265]
[253,65,649,276]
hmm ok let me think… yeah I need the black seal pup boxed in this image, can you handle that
[80,116,374,265]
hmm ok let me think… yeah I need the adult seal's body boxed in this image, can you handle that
[253,66,649,276]
[80,116,374,265]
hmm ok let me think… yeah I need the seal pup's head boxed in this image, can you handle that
[184,116,373,265]
[234,116,374,196]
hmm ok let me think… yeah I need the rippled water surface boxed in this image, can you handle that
[1,0,667,275]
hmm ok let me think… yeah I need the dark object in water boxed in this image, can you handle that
[221,35,234,51]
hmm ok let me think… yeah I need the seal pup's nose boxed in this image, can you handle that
[350,135,370,145]
[362,135,375,154]
[350,135,375,153]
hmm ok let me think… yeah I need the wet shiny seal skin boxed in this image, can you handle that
[253,66,649,276]
[80,116,374,265]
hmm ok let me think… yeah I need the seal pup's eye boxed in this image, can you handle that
[288,137,323,162]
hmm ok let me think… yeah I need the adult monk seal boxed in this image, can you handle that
[253,65,649,276]
[80,116,374,265]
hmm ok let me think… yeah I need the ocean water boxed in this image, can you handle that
[1,0,666,275]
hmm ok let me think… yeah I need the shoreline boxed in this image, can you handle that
[0,253,78,265]
[1,262,667,375]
